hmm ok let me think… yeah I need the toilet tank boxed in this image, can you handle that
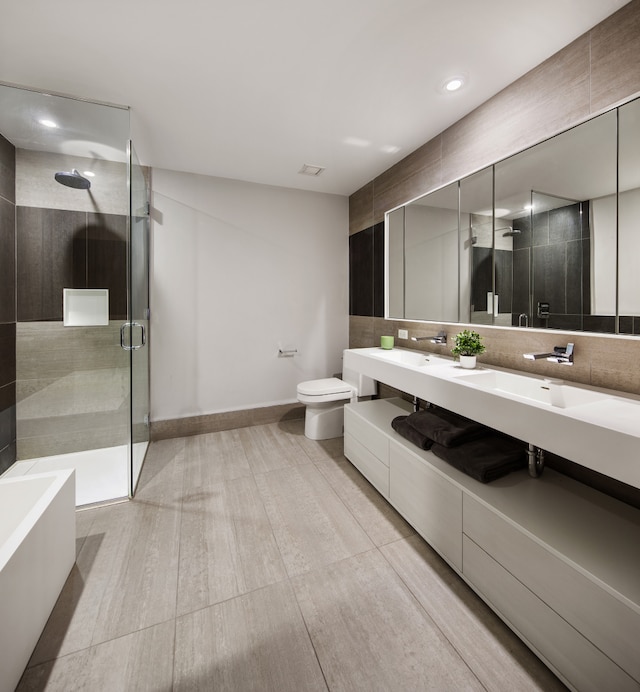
[342,366,377,396]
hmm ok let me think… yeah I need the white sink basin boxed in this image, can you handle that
[343,346,640,489]
[371,348,449,368]
[461,371,611,409]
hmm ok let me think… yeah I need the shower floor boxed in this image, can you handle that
[1,444,147,506]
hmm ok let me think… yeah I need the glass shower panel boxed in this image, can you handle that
[0,82,139,506]
[128,141,150,494]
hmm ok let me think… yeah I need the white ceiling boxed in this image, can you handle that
[0,0,630,196]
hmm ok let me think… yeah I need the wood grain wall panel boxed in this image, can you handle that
[0,323,16,389]
[442,34,590,186]
[590,0,640,112]
[87,213,127,320]
[372,137,442,223]
[0,134,15,205]
[349,182,374,235]
[349,315,375,348]
[16,207,87,321]
[349,228,374,316]
[150,403,304,441]
[0,198,15,324]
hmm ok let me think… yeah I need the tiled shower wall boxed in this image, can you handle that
[349,0,640,398]
[0,134,16,474]
[13,150,130,460]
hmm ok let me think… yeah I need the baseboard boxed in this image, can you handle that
[150,402,305,441]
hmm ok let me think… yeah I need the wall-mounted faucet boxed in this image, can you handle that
[411,331,447,344]
[523,343,574,365]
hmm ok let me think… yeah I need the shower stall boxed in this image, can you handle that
[0,83,150,505]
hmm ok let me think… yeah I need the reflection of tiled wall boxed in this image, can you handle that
[0,133,16,474]
[17,207,127,321]
[512,202,590,330]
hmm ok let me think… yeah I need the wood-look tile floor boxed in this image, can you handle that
[18,419,567,691]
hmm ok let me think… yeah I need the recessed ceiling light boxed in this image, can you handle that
[83,171,95,177]
[343,137,370,148]
[299,164,325,176]
[39,119,58,128]
[442,76,466,93]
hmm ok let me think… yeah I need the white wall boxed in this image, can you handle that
[150,169,349,421]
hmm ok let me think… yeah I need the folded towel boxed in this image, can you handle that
[431,435,526,483]
[391,415,433,450]
[405,407,488,447]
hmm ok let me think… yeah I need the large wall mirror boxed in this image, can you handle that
[387,181,460,322]
[386,95,640,335]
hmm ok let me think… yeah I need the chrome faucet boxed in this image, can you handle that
[523,343,574,365]
[518,313,529,327]
[412,331,447,344]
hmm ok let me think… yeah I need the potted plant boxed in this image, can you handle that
[451,329,485,369]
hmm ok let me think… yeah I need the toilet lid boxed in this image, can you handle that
[297,378,354,396]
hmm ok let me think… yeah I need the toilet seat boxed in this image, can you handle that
[297,377,356,404]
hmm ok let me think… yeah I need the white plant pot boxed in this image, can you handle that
[459,355,477,369]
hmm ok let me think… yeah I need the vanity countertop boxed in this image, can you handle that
[344,347,640,489]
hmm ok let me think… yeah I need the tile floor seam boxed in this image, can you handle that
[22,422,566,689]
[287,545,382,583]
[173,570,293,622]
[376,537,492,692]
[170,445,188,692]
[312,457,385,546]
[245,455,298,584]
[287,575,332,692]
[251,465,375,580]
[312,455,415,548]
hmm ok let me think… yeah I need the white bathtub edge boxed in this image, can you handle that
[0,469,76,692]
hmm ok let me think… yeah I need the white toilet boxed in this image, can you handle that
[297,367,377,440]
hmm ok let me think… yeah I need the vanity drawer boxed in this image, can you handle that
[463,495,640,683]
[389,440,462,571]
[344,405,390,465]
[344,432,389,497]
[463,535,637,692]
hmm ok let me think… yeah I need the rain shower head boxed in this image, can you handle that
[54,169,91,190]
[499,227,521,237]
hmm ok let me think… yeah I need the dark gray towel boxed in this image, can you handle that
[431,435,526,483]
[405,407,488,448]
[391,415,433,450]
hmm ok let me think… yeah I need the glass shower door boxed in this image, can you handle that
[128,141,150,494]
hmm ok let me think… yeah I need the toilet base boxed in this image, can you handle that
[304,403,345,440]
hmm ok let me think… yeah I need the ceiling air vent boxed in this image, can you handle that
[299,163,325,176]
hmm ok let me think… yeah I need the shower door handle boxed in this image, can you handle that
[120,322,146,350]
[135,323,146,348]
